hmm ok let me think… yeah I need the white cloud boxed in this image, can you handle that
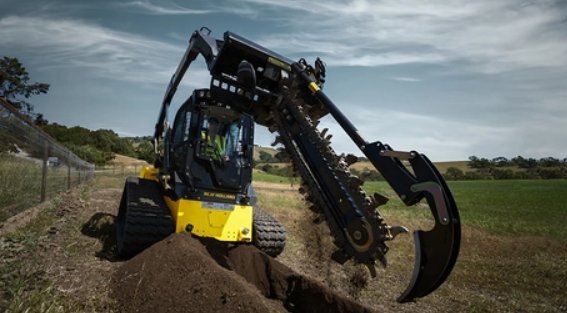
[121,1,210,15]
[0,16,209,88]
[1,2,565,159]
[233,0,567,73]
[392,77,422,82]
[228,0,567,160]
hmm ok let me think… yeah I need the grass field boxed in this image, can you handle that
[362,179,567,238]
[252,169,299,184]
[253,170,567,238]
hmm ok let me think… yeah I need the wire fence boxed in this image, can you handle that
[0,97,95,223]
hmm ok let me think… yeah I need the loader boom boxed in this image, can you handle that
[153,28,461,302]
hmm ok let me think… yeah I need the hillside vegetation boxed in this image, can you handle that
[41,124,153,166]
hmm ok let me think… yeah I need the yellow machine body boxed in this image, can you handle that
[139,166,253,242]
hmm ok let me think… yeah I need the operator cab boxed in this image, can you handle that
[167,89,254,203]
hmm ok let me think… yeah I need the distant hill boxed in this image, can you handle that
[253,145,278,160]
[110,154,150,167]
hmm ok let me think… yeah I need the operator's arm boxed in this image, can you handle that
[223,122,239,161]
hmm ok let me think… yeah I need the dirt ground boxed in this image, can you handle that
[1,183,376,313]
[1,179,565,313]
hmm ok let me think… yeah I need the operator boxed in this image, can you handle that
[203,117,230,162]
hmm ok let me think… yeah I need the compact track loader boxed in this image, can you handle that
[115,28,460,302]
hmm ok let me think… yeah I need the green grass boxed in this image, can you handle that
[357,179,567,239]
[253,171,567,238]
[0,156,43,222]
[447,180,567,238]
[0,195,62,312]
[0,155,94,223]
[252,169,299,184]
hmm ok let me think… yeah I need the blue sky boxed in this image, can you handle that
[1,0,566,161]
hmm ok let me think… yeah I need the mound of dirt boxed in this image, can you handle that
[112,233,375,313]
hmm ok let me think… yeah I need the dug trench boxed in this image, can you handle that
[111,233,375,313]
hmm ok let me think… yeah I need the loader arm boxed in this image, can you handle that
[155,28,461,303]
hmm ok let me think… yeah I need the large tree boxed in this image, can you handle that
[0,56,49,113]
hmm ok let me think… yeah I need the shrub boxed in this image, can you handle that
[445,167,465,180]
[491,168,515,180]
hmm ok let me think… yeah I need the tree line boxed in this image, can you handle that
[468,155,567,169]
[443,156,567,180]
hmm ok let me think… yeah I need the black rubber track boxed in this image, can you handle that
[115,177,174,258]
[252,207,286,257]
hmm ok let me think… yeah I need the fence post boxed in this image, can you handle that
[67,152,71,189]
[41,142,49,202]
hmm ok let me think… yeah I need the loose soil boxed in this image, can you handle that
[112,234,374,313]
